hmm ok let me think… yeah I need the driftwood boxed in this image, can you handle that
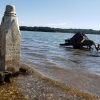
[60,32,100,50]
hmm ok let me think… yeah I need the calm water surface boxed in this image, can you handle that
[21,31,100,75]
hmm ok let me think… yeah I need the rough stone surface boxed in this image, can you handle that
[0,5,21,71]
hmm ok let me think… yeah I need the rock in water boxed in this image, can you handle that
[0,5,21,72]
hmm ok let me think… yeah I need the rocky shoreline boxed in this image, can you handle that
[17,73,83,100]
[0,63,99,100]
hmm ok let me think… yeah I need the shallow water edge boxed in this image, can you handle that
[21,60,100,98]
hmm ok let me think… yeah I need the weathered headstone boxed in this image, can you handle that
[0,5,21,71]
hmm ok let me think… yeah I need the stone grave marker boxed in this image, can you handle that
[0,5,21,71]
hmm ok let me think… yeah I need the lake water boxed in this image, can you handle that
[21,31,100,75]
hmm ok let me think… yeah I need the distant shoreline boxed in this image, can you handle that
[20,26,100,35]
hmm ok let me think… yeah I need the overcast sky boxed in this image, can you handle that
[0,0,100,30]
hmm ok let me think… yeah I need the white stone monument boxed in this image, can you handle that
[0,5,21,71]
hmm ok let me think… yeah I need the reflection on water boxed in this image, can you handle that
[21,31,100,75]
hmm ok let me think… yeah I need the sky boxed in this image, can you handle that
[0,0,100,30]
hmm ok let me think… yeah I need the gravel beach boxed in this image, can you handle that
[17,74,83,100]
[0,73,83,100]
[0,64,99,100]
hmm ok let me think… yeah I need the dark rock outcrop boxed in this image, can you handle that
[0,71,12,84]
[60,32,96,49]
[4,71,12,83]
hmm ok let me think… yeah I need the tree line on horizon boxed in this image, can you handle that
[20,26,100,34]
